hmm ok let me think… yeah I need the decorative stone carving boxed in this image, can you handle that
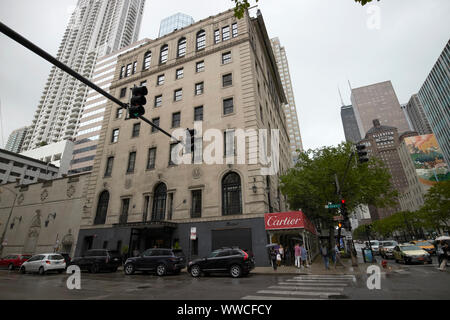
[40,189,48,202]
[192,167,202,179]
[67,185,76,198]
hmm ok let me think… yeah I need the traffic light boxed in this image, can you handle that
[356,144,369,164]
[338,222,342,229]
[128,85,148,118]
[340,199,347,216]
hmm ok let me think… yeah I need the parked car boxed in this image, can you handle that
[0,254,32,270]
[124,248,186,276]
[69,249,122,273]
[187,248,255,278]
[393,244,432,265]
[410,240,435,255]
[20,253,66,275]
[379,240,398,259]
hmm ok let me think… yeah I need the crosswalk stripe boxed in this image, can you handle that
[257,290,343,298]
[294,275,355,280]
[269,285,344,292]
[285,280,349,286]
[241,295,325,300]
[278,281,348,287]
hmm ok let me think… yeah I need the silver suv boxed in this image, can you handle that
[379,240,398,259]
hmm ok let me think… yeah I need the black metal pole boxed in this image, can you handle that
[0,21,181,144]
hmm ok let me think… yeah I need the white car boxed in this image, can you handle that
[20,253,66,275]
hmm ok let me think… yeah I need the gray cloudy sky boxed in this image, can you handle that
[0,0,449,151]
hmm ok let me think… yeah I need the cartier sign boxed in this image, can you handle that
[265,211,317,234]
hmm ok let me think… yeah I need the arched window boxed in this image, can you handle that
[196,30,206,51]
[94,190,110,225]
[152,183,167,221]
[143,51,151,70]
[177,37,186,57]
[159,45,168,64]
[222,172,242,215]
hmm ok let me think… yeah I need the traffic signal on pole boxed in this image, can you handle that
[338,222,342,229]
[356,144,369,164]
[341,199,347,216]
[128,85,148,118]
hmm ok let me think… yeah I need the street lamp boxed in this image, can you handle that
[0,186,18,257]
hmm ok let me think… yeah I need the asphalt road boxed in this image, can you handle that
[0,260,448,300]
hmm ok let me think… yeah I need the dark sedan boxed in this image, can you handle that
[188,248,254,278]
[123,248,186,276]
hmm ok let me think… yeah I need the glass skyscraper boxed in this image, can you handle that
[159,13,194,37]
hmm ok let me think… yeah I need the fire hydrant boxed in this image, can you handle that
[381,259,388,269]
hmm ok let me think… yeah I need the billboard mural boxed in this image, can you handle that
[404,134,450,188]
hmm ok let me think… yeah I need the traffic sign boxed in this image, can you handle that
[325,204,341,209]
[333,215,344,221]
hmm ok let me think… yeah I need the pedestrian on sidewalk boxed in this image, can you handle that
[300,243,308,268]
[285,246,292,266]
[438,241,449,271]
[294,243,301,268]
[270,248,278,271]
[334,245,345,268]
[320,243,329,270]
[278,245,284,266]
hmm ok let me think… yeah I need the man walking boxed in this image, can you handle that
[438,241,449,271]
[294,243,301,268]
[300,243,308,268]
[320,243,329,270]
[270,248,278,271]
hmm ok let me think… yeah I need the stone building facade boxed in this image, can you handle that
[75,9,292,267]
[0,173,90,257]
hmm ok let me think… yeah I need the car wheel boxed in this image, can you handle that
[190,265,201,277]
[38,266,45,275]
[124,263,135,275]
[20,266,26,274]
[230,264,242,278]
[156,264,167,276]
[8,263,14,271]
[90,264,99,274]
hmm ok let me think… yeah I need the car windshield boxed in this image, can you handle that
[49,255,64,260]
[401,246,421,251]
[22,255,32,259]
[382,242,396,246]
[370,241,379,245]
[208,250,221,258]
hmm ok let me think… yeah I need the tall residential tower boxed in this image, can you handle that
[21,0,145,152]
[270,37,303,163]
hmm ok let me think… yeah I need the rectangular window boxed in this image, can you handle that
[167,193,174,220]
[132,123,140,137]
[147,147,156,169]
[195,82,204,95]
[191,190,202,218]
[127,152,136,173]
[126,63,132,77]
[157,74,165,85]
[143,196,150,222]
[194,106,203,121]
[196,61,204,73]
[214,29,220,44]
[111,129,119,143]
[154,95,162,107]
[169,143,178,165]
[119,66,125,79]
[151,117,160,133]
[116,108,123,119]
[120,87,127,98]
[132,61,137,74]
[104,156,114,177]
[224,129,235,157]
[222,51,231,64]
[176,68,184,79]
[172,112,181,128]
[223,98,234,115]
[222,73,232,87]
[174,89,182,101]
[232,23,238,37]
[120,199,130,224]
[222,26,230,41]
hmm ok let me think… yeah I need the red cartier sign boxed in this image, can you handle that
[264,211,317,234]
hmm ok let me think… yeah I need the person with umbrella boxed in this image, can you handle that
[438,240,449,271]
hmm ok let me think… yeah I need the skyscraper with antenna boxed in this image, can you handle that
[339,85,361,143]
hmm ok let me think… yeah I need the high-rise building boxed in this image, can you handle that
[340,105,361,143]
[404,94,433,135]
[417,40,450,166]
[159,13,195,37]
[68,38,150,175]
[74,9,293,266]
[270,37,303,163]
[21,0,146,152]
[351,81,410,139]
[5,126,28,153]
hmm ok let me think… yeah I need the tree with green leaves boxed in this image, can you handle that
[232,0,381,19]
[420,181,450,233]
[280,142,397,247]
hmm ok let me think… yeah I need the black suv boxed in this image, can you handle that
[123,248,186,276]
[70,249,122,273]
[188,248,255,278]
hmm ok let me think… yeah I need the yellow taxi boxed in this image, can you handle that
[410,240,435,255]
[393,244,432,264]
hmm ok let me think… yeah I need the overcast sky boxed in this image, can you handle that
[0,0,449,151]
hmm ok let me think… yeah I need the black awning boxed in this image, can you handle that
[112,220,177,229]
